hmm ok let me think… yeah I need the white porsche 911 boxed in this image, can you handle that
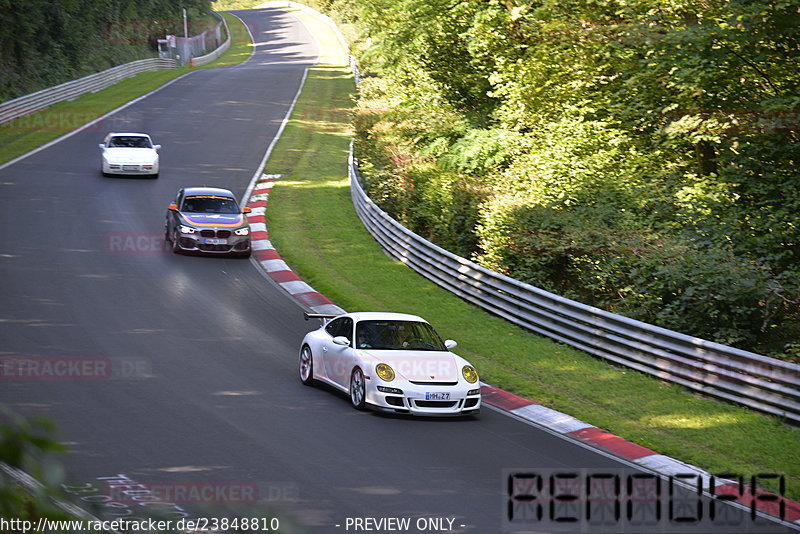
[99,132,161,177]
[299,312,481,416]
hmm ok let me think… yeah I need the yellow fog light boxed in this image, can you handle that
[376,363,395,381]
[462,365,478,383]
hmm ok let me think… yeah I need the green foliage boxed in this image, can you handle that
[405,164,486,255]
[438,128,527,175]
[355,0,499,117]
[0,410,70,522]
[0,0,214,101]
[331,0,800,359]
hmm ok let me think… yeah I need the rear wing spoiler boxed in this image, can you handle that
[304,312,339,323]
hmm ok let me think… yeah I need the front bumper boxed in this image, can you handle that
[365,380,481,416]
[174,231,251,256]
[103,162,158,176]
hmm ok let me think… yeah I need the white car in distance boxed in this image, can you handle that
[99,132,161,178]
[299,311,481,416]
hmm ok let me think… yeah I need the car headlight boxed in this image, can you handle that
[234,227,250,236]
[376,363,395,382]
[179,225,196,234]
[462,365,478,383]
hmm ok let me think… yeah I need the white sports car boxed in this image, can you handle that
[99,132,161,177]
[299,312,481,416]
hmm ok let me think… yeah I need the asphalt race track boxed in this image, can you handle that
[0,9,793,534]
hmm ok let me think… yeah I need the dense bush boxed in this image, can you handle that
[338,0,800,360]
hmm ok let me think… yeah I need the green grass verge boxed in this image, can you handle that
[0,12,251,165]
[263,8,800,500]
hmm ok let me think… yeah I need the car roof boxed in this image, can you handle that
[182,187,236,198]
[107,132,152,138]
[346,312,428,323]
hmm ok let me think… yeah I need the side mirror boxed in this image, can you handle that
[243,206,252,214]
[153,144,162,150]
[332,336,350,347]
[98,143,105,149]
[167,203,178,211]
[444,339,457,350]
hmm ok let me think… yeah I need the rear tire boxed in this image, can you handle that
[350,368,366,411]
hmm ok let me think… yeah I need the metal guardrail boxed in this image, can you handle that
[348,143,800,424]
[186,12,230,67]
[0,59,177,124]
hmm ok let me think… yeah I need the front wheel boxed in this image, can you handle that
[299,345,315,385]
[171,230,182,254]
[350,368,366,410]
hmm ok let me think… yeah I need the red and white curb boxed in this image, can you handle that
[245,174,344,316]
[243,174,799,529]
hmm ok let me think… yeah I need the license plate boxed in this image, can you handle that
[203,238,227,245]
[122,165,139,171]
[425,392,450,401]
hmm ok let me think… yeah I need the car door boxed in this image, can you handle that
[321,317,354,389]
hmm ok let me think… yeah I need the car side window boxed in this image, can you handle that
[340,318,353,344]
[324,318,340,338]
[325,318,353,345]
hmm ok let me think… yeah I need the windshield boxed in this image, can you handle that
[181,195,240,214]
[355,320,446,351]
[108,136,152,148]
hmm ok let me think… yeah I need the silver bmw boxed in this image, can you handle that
[165,187,252,256]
